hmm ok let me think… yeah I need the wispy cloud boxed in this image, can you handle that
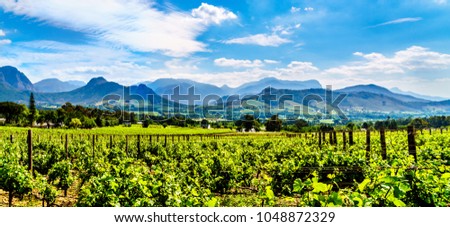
[325,46,450,76]
[224,34,291,47]
[290,7,301,13]
[0,29,5,37]
[369,17,423,28]
[0,39,12,45]
[214,58,264,68]
[0,0,237,57]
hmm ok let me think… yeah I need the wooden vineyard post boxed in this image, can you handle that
[429,128,432,135]
[343,131,347,150]
[10,134,13,143]
[441,128,443,134]
[329,132,333,145]
[65,134,69,159]
[137,135,141,157]
[333,131,337,145]
[321,132,325,145]
[110,135,113,149]
[27,130,33,173]
[407,126,417,162]
[380,128,387,160]
[92,135,95,158]
[125,135,129,155]
[318,132,322,148]
[366,130,371,161]
[164,135,167,147]
[349,131,354,146]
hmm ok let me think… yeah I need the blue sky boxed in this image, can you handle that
[1,0,450,97]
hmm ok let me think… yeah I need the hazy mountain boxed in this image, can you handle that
[390,87,447,102]
[144,78,228,102]
[233,77,322,95]
[34,78,86,93]
[252,87,445,113]
[0,66,34,91]
[143,77,323,99]
[45,77,162,106]
[66,80,86,87]
[337,84,428,103]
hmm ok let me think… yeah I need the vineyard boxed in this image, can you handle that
[1,126,449,207]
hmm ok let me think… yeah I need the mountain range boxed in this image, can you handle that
[34,78,86,93]
[0,65,449,115]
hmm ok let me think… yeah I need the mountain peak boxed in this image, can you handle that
[87,77,108,86]
[0,65,35,91]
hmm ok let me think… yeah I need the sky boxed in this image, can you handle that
[1,0,450,97]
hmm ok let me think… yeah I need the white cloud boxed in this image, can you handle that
[0,39,12,45]
[370,17,422,28]
[214,58,264,68]
[224,34,291,47]
[325,46,450,76]
[280,61,320,75]
[272,24,301,35]
[0,29,5,36]
[290,7,301,13]
[165,59,199,72]
[304,7,314,11]
[0,0,235,57]
[264,60,279,64]
[191,3,237,25]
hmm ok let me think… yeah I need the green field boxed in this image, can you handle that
[1,126,449,207]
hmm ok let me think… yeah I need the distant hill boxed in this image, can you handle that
[251,87,450,113]
[144,78,228,102]
[337,84,427,103]
[0,66,34,91]
[390,87,447,102]
[34,78,86,93]
[45,77,163,106]
[233,77,322,95]
[143,77,322,99]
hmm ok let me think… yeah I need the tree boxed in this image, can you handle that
[362,122,370,130]
[43,110,57,128]
[374,121,386,130]
[95,115,103,127]
[265,115,283,132]
[410,118,429,130]
[346,122,355,131]
[295,119,309,131]
[0,102,27,124]
[69,118,82,129]
[82,118,97,129]
[28,93,37,126]
[241,115,259,132]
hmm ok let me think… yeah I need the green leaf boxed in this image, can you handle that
[293,179,303,193]
[393,198,406,207]
[205,198,218,207]
[358,179,371,192]
[312,182,329,193]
